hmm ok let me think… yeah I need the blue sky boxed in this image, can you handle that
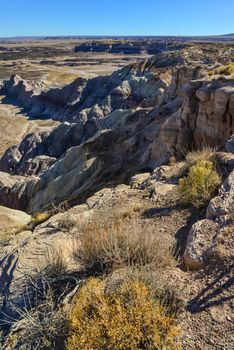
[0,0,233,37]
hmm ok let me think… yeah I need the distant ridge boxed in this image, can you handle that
[1,34,234,43]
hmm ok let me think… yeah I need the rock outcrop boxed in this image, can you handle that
[74,40,188,55]
[1,44,234,350]
[0,171,38,211]
[0,47,234,213]
[0,184,146,324]
[184,219,220,269]
[207,169,234,222]
[184,168,234,269]
[1,74,46,107]
[0,205,31,229]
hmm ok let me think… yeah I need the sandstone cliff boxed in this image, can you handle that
[0,47,233,213]
[0,45,234,350]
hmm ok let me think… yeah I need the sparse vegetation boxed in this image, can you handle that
[31,212,51,225]
[216,62,234,76]
[66,277,181,350]
[73,214,176,273]
[1,250,68,350]
[2,39,234,350]
[40,247,68,281]
[208,62,234,76]
[4,290,68,350]
[118,203,144,219]
[46,70,79,85]
[105,267,184,316]
[0,226,22,246]
[58,216,77,232]
[185,147,216,167]
[178,160,221,208]
[1,247,70,349]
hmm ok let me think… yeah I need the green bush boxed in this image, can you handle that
[178,160,221,208]
[66,278,181,350]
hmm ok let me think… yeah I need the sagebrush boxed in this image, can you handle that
[66,278,181,350]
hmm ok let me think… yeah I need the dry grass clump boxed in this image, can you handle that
[4,291,68,350]
[40,247,68,281]
[185,147,216,167]
[117,203,144,219]
[73,214,176,273]
[178,160,221,209]
[66,278,181,350]
[1,248,70,349]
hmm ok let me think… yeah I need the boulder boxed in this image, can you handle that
[184,219,220,269]
[0,206,31,229]
[130,173,151,189]
[206,170,234,221]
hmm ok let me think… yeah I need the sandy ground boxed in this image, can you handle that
[0,96,34,155]
[0,96,59,156]
[0,40,148,81]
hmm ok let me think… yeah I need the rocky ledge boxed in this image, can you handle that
[74,40,188,54]
[0,45,234,350]
[0,46,233,214]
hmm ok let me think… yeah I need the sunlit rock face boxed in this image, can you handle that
[0,46,233,213]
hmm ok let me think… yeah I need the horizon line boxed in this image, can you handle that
[0,33,234,39]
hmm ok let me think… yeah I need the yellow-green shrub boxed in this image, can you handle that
[32,212,51,224]
[216,62,234,76]
[178,160,221,208]
[66,278,181,350]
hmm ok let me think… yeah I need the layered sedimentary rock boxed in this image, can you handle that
[0,47,234,213]
[74,40,188,54]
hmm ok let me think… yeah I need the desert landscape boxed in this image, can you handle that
[0,39,146,156]
[0,14,233,350]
